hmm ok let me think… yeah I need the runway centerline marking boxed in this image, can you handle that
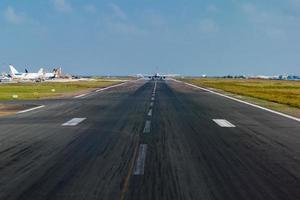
[143,120,151,133]
[213,119,236,127]
[151,97,155,101]
[62,118,87,126]
[17,105,45,114]
[148,109,152,116]
[133,144,147,175]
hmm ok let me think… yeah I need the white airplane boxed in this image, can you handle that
[43,67,62,80]
[43,69,57,80]
[9,65,44,81]
[137,73,179,80]
[0,73,12,82]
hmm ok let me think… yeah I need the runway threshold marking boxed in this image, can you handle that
[17,105,45,114]
[133,144,147,175]
[172,79,300,123]
[213,119,236,127]
[143,120,151,133]
[148,109,152,116]
[62,118,87,126]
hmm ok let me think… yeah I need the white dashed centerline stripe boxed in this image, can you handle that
[133,144,147,175]
[151,97,155,101]
[213,119,236,127]
[148,109,152,116]
[150,102,154,107]
[62,118,87,126]
[143,120,151,133]
[17,105,45,114]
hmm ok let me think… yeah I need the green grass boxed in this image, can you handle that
[0,80,124,100]
[180,78,300,108]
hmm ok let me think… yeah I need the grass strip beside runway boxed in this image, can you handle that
[180,78,300,118]
[0,80,123,100]
[181,78,300,108]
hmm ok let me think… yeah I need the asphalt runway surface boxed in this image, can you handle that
[0,79,299,200]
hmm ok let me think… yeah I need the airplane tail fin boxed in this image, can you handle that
[38,68,44,75]
[9,65,18,76]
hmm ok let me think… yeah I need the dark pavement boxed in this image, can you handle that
[0,80,299,200]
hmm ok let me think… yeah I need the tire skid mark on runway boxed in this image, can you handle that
[133,144,147,175]
[213,119,236,127]
[120,138,140,200]
[121,81,156,199]
[62,118,87,126]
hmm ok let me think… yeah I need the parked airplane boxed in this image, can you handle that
[43,69,57,80]
[9,65,44,81]
[0,73,12,82]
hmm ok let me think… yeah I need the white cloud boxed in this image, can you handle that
[84,4,96,13]
[108,3,127,20]
[3,6,25,24]
[53,0,72,13]
[198,18,219,33]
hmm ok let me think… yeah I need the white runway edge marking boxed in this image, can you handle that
[148,109,152,116]
[17,105,45,114]
[95,82,126,92]
[143,120,151,133]
[133,144,147,175]
[62,118,87,126]
[213,119,236,127]
[171,79,300,123]
[74,81,132,99]
[74,93,88,98]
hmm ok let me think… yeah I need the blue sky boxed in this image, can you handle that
[0,0,300,76]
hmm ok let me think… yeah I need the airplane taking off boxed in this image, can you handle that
[9,65,44,81]
[137,73,179,80]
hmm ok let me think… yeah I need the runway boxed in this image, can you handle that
[0,80,299,200]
